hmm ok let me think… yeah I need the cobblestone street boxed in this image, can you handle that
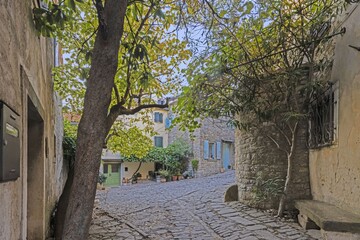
[90,171,320,240]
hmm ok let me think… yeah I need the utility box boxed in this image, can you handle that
[0,102,20,182]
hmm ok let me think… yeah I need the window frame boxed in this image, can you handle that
[154,136,164,148]
[154,112,163,123]
[309,84,337,148]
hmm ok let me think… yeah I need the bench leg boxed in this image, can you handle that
[298,213,320,230]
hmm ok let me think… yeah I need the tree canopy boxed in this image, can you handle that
[174,0,346,130]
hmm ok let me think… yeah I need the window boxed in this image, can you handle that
[204,140,216,160]
[154,112,163,123]
[310,85,336,148]
[154,136,163,147]
[111,164,120,173]
[103,164,108,174]
[125,167,128,172]
[209,143,215,159]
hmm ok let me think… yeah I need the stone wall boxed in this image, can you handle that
[235,120,311,210]
[0,1,67,239]
[198,118,235,177]
[168,116,235,177]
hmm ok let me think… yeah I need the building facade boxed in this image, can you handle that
[168,115,235,177]
[308,2,360,216]
[100,107,169,186]
[0,1,68,239]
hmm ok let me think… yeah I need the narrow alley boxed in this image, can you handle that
[89,171,319,240]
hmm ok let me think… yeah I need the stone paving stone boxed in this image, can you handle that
[229,216,255,226]
[89,171,320,240]
[246,224,268,231]
[240,236,259,240]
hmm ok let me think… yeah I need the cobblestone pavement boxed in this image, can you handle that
[89,171,321,240]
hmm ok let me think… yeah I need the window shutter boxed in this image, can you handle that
[165,117,171,129]
[204,140,209,159]
[159,113,163,123]
[216,142,221,160]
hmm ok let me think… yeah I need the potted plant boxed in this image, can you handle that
[97,173,107,189]
[191,159,199,177]
[158,169,170,182]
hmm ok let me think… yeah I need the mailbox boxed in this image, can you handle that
[0,102,20,182]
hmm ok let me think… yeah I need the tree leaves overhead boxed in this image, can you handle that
[174,0,346,131]
[33,0,193,156]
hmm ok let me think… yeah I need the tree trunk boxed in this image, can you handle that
[60,1,128,239]
[132,162,142,178]
[277,122,298,217]
[277,154,292,217]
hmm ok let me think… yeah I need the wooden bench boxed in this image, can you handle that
[295,200,360,233]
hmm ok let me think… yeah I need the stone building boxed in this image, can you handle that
[235,120,311,209]
[0,1,68,239]
[308,2,360,216]
[168,101,235,177]
[99,106,170,186]
[234,2,360,236]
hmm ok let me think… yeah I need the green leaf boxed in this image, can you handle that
[66,0,76,11]
[33,8,48,15]
[219,10,227,18]
[155,8,165,19]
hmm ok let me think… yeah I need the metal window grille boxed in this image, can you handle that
[309,85,335,148]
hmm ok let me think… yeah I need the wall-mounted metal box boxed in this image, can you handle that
[0,102,20,182]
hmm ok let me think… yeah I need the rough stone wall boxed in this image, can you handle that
[168,116,235,177]
[309,3,360,215]
[235,120,311,210]
[198,118,235,177]
[0,1,67,239]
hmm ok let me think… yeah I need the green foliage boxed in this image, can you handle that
[174,0,345,132]
[191,159,199,172]
[63,135,76,168]
[63,120,77,168]
[98,173,107,184]
[158,169,170,178]
[107,124,154,159]
[33,1,193,158]
[251,172,285,207]
[125,139,191,174]
[63,119,78,139]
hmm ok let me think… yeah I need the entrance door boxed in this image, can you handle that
[222,142,231,170]
[27,98,45,238]
[103,163,121,186]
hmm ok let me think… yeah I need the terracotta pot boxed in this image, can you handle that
[160,178,166,183]
[172,175,178,181]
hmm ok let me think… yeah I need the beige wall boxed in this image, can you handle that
[122,162,155,180]
[116,108,169,147]
[309,4,360,215]
[153,108,169,147]
[0,1,67,239]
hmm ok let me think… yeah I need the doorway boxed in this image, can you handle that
[103,163,121,186]
[222,142,232,170]
[27,98,45,239]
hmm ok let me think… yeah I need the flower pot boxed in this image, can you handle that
[178,175,183,180]
[160,177,167,183]
[172,175,178,181]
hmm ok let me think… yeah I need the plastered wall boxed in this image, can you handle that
[309,3,360,215]
[0,1,67,239]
